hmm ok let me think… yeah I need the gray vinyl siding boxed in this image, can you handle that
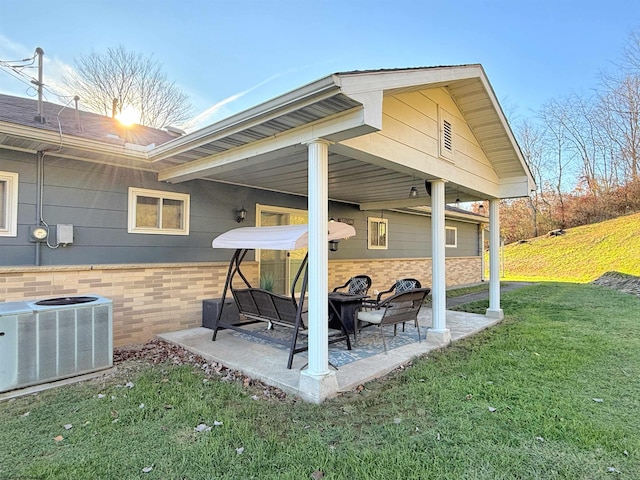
[445,221,480,257]
[326,205,479,259]
[1,149,481,266]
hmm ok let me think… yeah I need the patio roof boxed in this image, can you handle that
[153,65,534,206]
[0,65,535,208]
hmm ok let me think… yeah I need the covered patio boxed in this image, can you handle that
[151,65,534,402]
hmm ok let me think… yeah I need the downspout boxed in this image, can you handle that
[34,151,44,266]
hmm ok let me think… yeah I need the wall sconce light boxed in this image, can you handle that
[236,207,247,223]
[329,240,339,252]
[409,186,418,198]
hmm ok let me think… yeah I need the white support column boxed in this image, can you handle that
[480,224,486,282]
[486,198,504,319]
[299,139,337,403]
[429,180,451,345]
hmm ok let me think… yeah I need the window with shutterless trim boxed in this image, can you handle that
[128,187,190,235]
[368,217,388,250]
[0,171,18,237]
[445,226,457,247]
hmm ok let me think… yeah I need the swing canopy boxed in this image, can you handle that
[211,222,356,250]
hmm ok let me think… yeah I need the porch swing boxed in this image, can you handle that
[210,222,356,369]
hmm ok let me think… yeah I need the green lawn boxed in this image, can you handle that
[1,283,639,479]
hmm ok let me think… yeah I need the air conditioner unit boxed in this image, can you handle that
[0,295,113,393]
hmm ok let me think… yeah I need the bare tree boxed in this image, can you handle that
[597,74,640,183]
[66,46,192,128]
[515,119,544,237]
[599,30,640,184]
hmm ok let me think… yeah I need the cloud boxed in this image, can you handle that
[180,71,291,132]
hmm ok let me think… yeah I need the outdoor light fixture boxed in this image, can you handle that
[409,186,418,198]
[329,240,339,252]
[236,207,247,223]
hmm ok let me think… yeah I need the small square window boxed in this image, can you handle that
[0,171,18,237]
[446,226,457,248]
[128,187,190,235]
[368,217,388,250]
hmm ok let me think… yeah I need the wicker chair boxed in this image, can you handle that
[369,278,425,307]
[356,288,430,351]
[332,275,372,296]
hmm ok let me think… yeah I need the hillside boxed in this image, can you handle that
[497,212,640,283]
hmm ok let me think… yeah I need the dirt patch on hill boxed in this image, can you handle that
[592,271,640,298]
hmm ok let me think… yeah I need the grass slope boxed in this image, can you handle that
[500,212,640,282]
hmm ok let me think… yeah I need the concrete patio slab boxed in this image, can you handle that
[158,307,502,402]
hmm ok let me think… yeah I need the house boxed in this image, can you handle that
[0,65,535,401]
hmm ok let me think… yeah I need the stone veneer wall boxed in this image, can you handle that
[0,263,257,347]
[329,257,481,292]
[0,257,480,346]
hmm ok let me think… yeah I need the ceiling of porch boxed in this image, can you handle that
[150,67,531,207]
[0,66,533,208]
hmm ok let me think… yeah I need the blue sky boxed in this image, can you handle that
[1,0,638,131]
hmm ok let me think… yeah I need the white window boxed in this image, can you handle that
[439,107,454,161]
[128,187,190,235]
[0,171,18,237]
[446,226,457,248]
[368,217,388,250]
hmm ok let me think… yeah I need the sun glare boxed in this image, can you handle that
[116,105,141,126]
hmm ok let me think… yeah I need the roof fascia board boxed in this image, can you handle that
[0,141,157,172]
[0,121,151,160]
[335,65,484,95]
[341,90,383,131]
[497,176,535,198]
[148,75,342,162]
[471,73,536,188]
[158,107,374,183]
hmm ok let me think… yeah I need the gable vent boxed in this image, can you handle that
[443,119,453,152]
[439,107,454,161]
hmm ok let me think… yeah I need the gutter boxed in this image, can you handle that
[0,121,154,161]
[147,74,342,162]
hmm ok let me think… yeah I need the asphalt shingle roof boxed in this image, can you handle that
[0,94,177,148]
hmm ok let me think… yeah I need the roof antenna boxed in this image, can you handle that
[33,47,46,123]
